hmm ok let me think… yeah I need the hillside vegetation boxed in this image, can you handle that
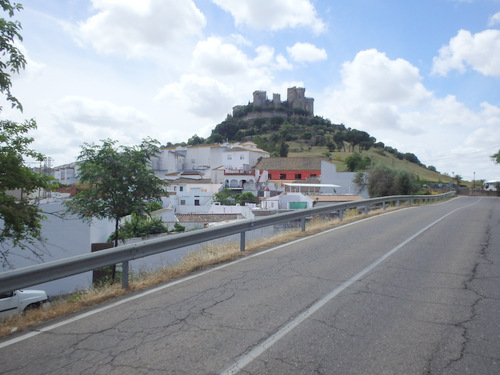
[175,110,458,185]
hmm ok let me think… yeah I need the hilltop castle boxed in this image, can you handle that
[233,87,314,120]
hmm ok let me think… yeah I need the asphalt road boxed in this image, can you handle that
[1,196,499,374]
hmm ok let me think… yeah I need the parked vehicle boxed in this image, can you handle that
[0,289,50,319]
[483,180,500,191]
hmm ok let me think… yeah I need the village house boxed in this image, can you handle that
[254,157,326,183]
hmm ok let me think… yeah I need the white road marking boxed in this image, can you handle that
[0,198,468,351]
[220,199,479,374]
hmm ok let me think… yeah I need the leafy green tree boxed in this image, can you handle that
[234,129,245,141]
[279,141,289,157]
[213,187,235,205]
[65,138,167,248]
[394,169,420,195]
[491,150,500,164]
[0,0,25,111]
[1,120,56,265]
[0,2,57,266]
[270,116,284,127]
[333,132,346,152]
[367,165,419,197]
[236,191,256,205]
[345,152,371,172]
[187,134,204,145]
[207,133,224,144]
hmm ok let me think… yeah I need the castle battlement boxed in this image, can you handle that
[233,87,314,119]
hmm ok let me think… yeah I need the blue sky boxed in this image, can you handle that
[4,0,500,181]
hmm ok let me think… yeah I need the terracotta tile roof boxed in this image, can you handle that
[254,157,327,171]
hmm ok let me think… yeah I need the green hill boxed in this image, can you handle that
[182,111,460,186]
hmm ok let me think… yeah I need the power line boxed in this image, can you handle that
[422,145,499,163]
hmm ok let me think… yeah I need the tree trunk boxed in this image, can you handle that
[111,217,119,283]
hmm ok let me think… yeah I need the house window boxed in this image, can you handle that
[280,173,286,180]
[311,174,317,177]
[268,173,272,179]
[227,155,232,160]
[240,155,244,160]
[180,186,184,192]
[180,200,186,205]
[195,199,200,206]
[295,173,302,179]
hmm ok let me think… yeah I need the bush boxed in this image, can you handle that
[173,223,185,232]
[345,153,371,172]
[108,215,169,242]
[367,165,420,197]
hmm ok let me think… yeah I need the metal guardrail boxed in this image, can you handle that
[0,193,455,294]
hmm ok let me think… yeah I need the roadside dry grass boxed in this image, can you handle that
[0,205,405,338]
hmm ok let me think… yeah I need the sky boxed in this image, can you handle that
[3,0,500,182]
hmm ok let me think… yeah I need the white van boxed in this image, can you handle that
[483,180,500,191]
[0,289,50,319]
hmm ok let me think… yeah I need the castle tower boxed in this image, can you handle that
[253,91,267,107]
[273,93,281,108]
[287,87,313,115]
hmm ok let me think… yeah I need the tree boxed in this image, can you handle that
[187,134,204,145]
[491,150,500,164]
[0,0,25,111]
[0,2,57,267]
[345,152,371,172]
[333,132,346,152]
[65,138,168,280]
[236,191,256,205]
[1,120,56,265]
[367,165,419,197]
[213,187,235,205]
[279,141,289,157]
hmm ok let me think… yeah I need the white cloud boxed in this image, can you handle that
[287,42,327,62]
[156,37,292,122]
[211,0,326,34]
[319,49,500,178]
[192,37,291,79]
[340,49,430,107]
[156,74,233,119]
[50,96,152,138]
[193,37,250,76]
[77,0,206,57]
[488,12,500,26]
[432,29,500,77]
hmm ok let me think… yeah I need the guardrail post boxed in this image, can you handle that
[122,261,129,289]
[382,202,386,210]
[364,206,369,214]
[301,217,306,231]
[339,209,343,221]
[240,231,246,252]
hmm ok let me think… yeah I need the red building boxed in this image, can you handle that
[254,157,327,182]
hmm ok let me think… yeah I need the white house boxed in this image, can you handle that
[153,142,269,184]
[52,162,80,185]
[165,178,223,211]
[261,192,314,210]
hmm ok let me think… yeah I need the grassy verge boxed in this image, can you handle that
[0,205,406,338]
